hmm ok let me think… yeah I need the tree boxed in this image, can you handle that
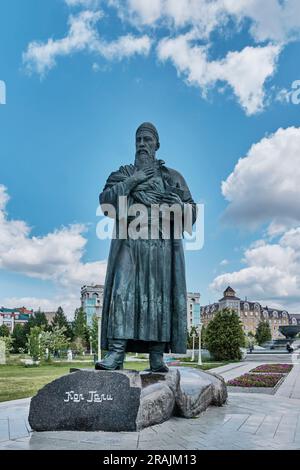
[12,324,27,353]
[72,307,89,345]
[24,310,48,336]
[51,307,72,339]
[90,314,99,353]
[255,320,272,345]
[0,335,14,358]
[40,326,70,359]
[71,337,85,356]
[205,309,246,361]
[27,326,42,361]
[0,325,10,337]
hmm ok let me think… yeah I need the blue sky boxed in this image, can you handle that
[1,0,300,316]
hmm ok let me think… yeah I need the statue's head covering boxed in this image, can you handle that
[136,122,160,150]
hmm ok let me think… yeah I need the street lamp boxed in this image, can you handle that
[191,332,196,362]
[97,309,102,362]
[89,335,92,355]
[197,323,203,366]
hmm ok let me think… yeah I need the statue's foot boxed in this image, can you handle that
[95,361,123,371]
[149,349,169,373]
[95,339,126,371]
[144,365,169,373]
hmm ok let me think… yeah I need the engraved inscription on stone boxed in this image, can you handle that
[64,391,114,403]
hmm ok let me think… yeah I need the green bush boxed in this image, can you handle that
[205,308,245,361]
[255,320,272,345]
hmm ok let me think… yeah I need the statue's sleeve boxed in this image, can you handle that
[175,173,198,234]
[99,169,139,208]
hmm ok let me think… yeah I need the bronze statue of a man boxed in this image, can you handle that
[96,123,196,372]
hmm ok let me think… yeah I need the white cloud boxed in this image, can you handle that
[211,227,300,311]
[158,35,280,115]
[0,185,107,307]
[220,259,229,266]
[93,34,152,61]
[111,0,225,37]
[222,127,300,229]
[109,0,300,114]
[112,0,300,43]
[223,0,300,43]
[23,0,300,113]
[23,10,152,76]
[212,126,300,311]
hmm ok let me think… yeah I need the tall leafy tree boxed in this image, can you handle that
[72,307,89,346]
[24,310,48,336]
[205,308,245,361]
[12,324,27,353]
[40,326,70,359]
[51,307,72,339]
[0,325,10,337]
[90,314,99,353]
[255,320,272,345]
[27,326,42,362]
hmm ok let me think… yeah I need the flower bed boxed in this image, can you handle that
[227,373,284,388]
[250,364,293,374]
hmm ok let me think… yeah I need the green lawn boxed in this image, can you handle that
[0,359,228,402]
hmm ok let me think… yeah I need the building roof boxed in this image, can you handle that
[218,296,241,302]
[0,306,33,314]
[224,286,235,294]
[201,287,292,321]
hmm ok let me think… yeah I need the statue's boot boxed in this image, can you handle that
[95,339,127,370]
[149,342,169,373]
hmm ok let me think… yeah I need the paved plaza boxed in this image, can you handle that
[0,362,300,450]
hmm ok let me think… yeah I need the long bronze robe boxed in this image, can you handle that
[99,160,196,353]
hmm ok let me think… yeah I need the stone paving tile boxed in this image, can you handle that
[293,415,300,442]
[0,438,31,451]
[219,413,250,431]
[255,415,283,437]
[0,419,9,442]
[237,414,266,434]
[8,418,30,440]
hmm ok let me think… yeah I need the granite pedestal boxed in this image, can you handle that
[29,367,227,432]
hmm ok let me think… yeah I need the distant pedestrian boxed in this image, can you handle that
[67,349,73,361]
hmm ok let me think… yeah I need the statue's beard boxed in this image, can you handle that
[135,149,155,168]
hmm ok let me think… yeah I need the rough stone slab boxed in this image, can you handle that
[174,367,227,418]
[137,382,175,430]
[29,367,227,432]
[29,370,142,432]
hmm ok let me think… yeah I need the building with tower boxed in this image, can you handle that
[201,286,300,339]
[81,285,104,326]
[187,292,201,330]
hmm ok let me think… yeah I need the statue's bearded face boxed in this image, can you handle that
[135,129,157,167]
